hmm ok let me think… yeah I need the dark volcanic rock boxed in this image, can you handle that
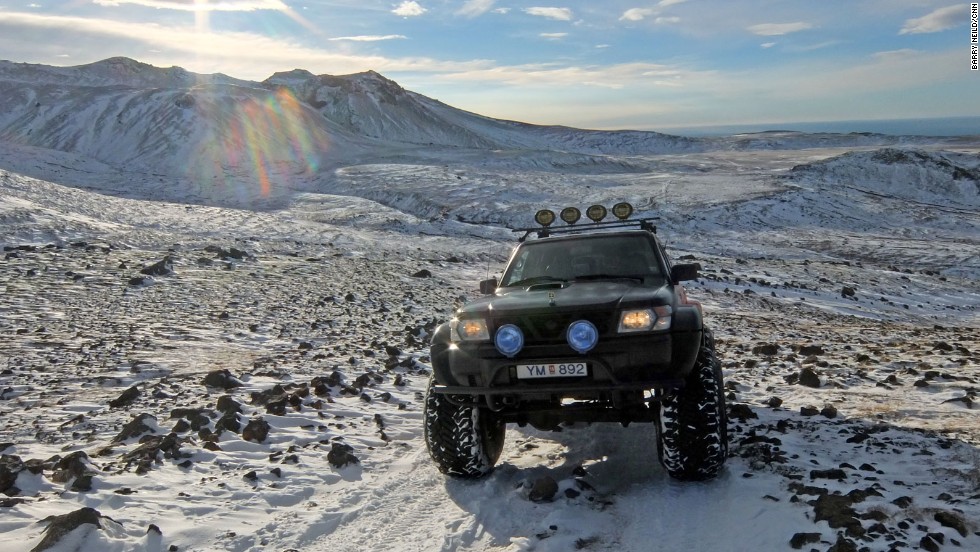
[32,507,107,552]
[809,493,864,538]
[752,343,779,356]
[729,403,758,421]
[215,412,241,434]
[789,532,821,549]
[528,476,559,503]
[50,451,97,484]
[800,406,820,416]
[827,532,858,552]
[139,256,174,276]
[1,454,24,494]
[216,395,243,415]
[113,413,157,443]
[919,535,941,552]
[934,510,968,537]
[203,369,243,389]
[820,405,838,419]
[327,442,359,468]
[108,385,141,408]
[170,408,212,431]
[122,433,182,473]
[242,418,271,443]
[798,367,822,388]
[810,468,847,481]
[798,344,825,356]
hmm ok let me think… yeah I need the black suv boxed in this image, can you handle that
[424,204,727,481]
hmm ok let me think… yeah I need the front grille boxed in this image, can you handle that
[497,312,613,343]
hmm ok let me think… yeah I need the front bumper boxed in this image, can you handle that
[432,329,701,399]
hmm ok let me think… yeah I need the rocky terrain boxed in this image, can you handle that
[1,206,977,551]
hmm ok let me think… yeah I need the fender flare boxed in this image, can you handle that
[429,322,460,386]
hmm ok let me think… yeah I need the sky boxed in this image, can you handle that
[0,0,976,130]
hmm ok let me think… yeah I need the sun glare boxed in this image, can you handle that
[194,0,210,33]
[203,87,327,198]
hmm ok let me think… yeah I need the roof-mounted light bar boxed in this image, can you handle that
[538,202,634,227]
[515,202,655,241]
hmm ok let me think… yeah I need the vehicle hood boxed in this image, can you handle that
[458,281,672,318]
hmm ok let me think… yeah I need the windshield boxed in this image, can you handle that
[500,234,665,287]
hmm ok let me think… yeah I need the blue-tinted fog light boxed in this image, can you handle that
[567,320,598,354]
[494,324,524,358]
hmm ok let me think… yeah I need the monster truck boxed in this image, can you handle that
[424,203,728,481]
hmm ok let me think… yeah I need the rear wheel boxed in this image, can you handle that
[423,377,505,478]
[658,327,728,481]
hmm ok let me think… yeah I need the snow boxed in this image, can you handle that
[1,57,979,552]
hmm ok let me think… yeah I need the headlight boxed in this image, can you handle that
[494,324,524,358]
[567,320,598,354]
[618,306,672,333]
[451,318,489,342]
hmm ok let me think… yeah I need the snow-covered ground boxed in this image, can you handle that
[1,58,979,552]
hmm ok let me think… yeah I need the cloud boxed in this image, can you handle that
[92,0,286,11]
[747,22,812,36]
[0,10,487,79]
[760,42,776,49]
[620,1,686,22]
[456,0,495,18]
[872,48,922,60]
[436,61,711,90]
[523,7,573,21]
[620,8,655,22]
[540,32,568,39]
[392,1,426,17]
[330,35,407,42]
[899,5,968,34]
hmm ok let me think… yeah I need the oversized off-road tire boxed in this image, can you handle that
[423,377,505,478]
[658,327,728,481]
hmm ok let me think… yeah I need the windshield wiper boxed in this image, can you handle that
[573,274,645,283]
[505,276,567,287]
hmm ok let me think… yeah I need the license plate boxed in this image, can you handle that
[516,362,588,379]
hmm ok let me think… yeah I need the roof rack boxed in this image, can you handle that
[513,218,658,242]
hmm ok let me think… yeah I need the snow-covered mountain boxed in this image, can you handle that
[0,57,701,176]
[4,57,963,181]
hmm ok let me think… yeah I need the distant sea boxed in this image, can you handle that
[660,116,980,138]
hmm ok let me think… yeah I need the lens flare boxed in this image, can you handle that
[189,85,330,199]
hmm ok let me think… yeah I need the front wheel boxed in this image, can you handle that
[423,377,505,478]
[658,327,728,481]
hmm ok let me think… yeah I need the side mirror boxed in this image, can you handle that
[671,263,700,282]
[479,278,498,294]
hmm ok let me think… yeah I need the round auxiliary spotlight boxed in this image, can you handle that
[494,324,524,358]
[566,320,598,354]
[559,207,581,225]
[535,209,556,227]
[586,204,607,223]
[611,202,634,220]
